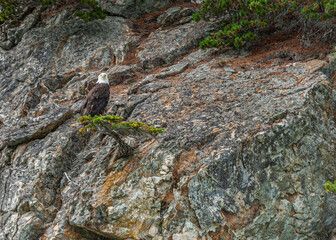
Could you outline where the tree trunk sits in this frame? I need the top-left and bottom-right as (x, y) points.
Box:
(100, 122), (134, 159)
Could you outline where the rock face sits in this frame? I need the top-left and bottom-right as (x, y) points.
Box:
(0, 1), (335, 240)
(99, 0), (170, 18)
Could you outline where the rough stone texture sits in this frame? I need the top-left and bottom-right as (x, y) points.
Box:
(0, 11), (139, 130)
(98, 0), (170, 18)
(137, 20), (216, 69)
(0, 1), (336, 240)
(191, 0), (205, 3)
(157, 7), (194, 26)
(0, 8), (40, 50)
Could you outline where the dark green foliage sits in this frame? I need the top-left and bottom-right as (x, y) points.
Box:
(77, 115), (164, 158)
(325, 180), (336, 193)
(0, 0), (18, 21)
(41, 0), (106, 22)
(74, 0), (106, 22)
(193, 0), (296, 49)
(301, 0), (336, 20)
(194, 0), (336, 49)
(1, 0), (106, 23)
(77, 115), (164, 136)
(1, 0), (106, 22)
(39, 0), (56, 6)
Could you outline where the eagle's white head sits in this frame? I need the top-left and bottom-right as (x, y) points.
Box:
(97, 73), (109, 84)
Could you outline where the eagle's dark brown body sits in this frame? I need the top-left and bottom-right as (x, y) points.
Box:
(81, 83), (110, 116)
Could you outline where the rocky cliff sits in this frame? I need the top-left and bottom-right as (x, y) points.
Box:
(0, 1), (335, 239)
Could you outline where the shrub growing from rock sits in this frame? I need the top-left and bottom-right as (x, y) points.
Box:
(325, 180), (336, 194)
(73, 0), (106, 22)
(1, 0), (106, 22)
(193, 0), (336, 49)
(77, 115), (164, 159)
(0, 0), (18, 21)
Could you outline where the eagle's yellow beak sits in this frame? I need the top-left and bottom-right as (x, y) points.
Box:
(102, 73), (106, 78)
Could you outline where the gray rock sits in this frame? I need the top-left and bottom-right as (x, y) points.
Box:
(137, 21), (214, 69)
(0, 3), (335, 240)
(98, 0), (170, 18)
(0, 9), (40, 50)
(0, 14), (138, 129)
(0, 106), (72, 150)
(157, 7), (194, 26)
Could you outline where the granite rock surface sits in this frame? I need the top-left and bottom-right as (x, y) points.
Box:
(0, 1), (335, 240)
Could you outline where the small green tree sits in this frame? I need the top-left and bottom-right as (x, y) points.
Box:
(41, 0), (106, 22)
(193, 0), (336, 49)
(73, 0), (106, 22)
(193, 0), (298, 49)
(77, 115), (164, 159)
(0, 0), (106, 23)
(0, 0), (19, 22)
(301, 0), (336, 21)
(325, 180), (336, 194)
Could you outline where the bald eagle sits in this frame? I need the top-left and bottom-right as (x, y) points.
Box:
(81, 73), (110, 116)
